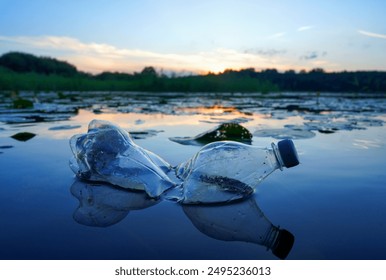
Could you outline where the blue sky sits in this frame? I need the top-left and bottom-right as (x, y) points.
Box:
(1, 0), (386, 74)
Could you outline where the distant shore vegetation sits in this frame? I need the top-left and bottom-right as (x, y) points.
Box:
(0, 51), (385, 93)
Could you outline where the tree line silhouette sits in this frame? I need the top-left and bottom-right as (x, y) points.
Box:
(1, 51), (385, 93)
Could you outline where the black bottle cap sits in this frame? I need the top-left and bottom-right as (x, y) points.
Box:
(272, 229), (295, 260)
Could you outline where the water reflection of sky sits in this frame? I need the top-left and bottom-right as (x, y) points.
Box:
(0, 92), (386, 259)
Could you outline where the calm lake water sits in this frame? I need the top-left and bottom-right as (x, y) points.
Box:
(0, 91), (385, 260)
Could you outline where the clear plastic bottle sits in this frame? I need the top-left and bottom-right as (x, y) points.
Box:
(172, 139), (299, 204)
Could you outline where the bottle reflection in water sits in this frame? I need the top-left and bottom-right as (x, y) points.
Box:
(183, 197), (295, 259)
(71, 180), (159, 227)
(70, 179), (295, 259)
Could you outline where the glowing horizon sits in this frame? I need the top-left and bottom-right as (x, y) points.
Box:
(0, 34), (332, 74)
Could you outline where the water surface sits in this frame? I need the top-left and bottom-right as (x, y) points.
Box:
(0, 91), (385, 259)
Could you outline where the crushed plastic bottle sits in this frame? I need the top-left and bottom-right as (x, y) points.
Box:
(69, 120), (176, 198)
(171, 139), (299, 204)
(69, 120), (299, 204)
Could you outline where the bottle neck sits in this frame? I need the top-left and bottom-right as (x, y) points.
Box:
(271, 143), (284, 170)
(261, 225), (280, 250)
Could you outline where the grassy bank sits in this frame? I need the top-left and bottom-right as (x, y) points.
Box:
(0, 66), (279, 93)
(1, 52), (386, 93)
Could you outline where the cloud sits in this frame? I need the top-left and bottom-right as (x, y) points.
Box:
(358, 30), (386, 40)
(300, 51), (327, 60)
(0, 35), (161, 59)
(0, 35), (296, 73)
(301, 51), (318, 60)
(243, 48), (286, 57)
(268, 32), (285, 39)
(297, 26), (314, 32)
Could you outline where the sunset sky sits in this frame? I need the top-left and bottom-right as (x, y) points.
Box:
(1, 0), (386, 74)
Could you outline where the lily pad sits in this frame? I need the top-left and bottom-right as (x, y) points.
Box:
(254, 127), (316, 140)
(11, 132), (36, 142)
(13, 99), (33, 109)
(200, 117), (253, 124)
(169, 123), (253, 146)
(0, 145), (14, 149)
(128, 129), (164, 139)
(49, 125), (81, 131)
